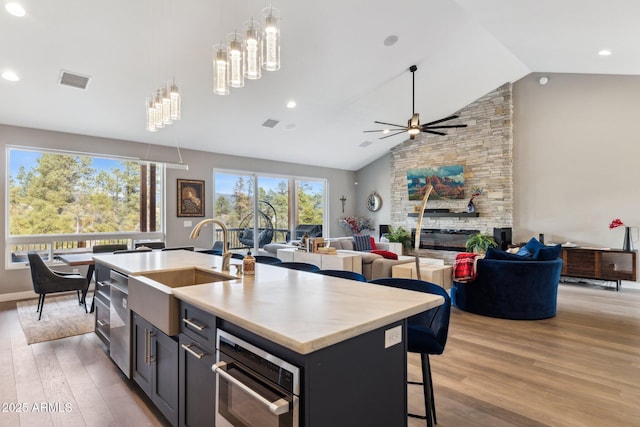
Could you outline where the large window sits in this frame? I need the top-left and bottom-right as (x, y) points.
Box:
(214, 171), (326, 250)
(7, 147), (163, 266)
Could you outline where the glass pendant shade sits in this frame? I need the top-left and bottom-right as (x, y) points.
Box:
(154, 91), (164, 128)
(146, 99), (157, 132)
(169, 81), (181, 120)
(213, 45), (230, 95)
(227, 33), (245, 88)
(261, 7), (280, 71)
(243, 20), (261, 80)
(161, 87), (172, 124)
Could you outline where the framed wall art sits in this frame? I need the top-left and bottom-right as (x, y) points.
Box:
(177, 179), (205, 217)
(407, 165), (465, 200)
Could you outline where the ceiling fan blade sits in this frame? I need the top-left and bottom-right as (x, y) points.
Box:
(422, 124), (468, 130)
(374, 120), (406, 128)
(379, 130), (407, 140)
(422, 115), (460, 127)
(363, 128), (406, 133)
(424, 130), (447, 136)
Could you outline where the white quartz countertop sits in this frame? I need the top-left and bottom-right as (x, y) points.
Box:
(93, 250), (444, 354)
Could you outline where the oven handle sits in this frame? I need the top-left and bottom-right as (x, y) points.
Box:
(212, 361), (291, 416)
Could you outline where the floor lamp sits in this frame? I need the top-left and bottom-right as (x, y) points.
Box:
(413, 185), (433, 280)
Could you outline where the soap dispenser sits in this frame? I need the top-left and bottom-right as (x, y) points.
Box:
(243, 251), (255, 275)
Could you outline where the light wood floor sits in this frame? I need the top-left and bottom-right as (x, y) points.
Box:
(1, 283), (638, 427)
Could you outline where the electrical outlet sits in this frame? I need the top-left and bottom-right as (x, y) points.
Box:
(184, 220), (192, 227)
(384, 325), (402, 348)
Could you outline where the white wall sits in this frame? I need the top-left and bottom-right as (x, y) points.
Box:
(354, 153), (392, 238)
(1, 125), (355, 296)
(513, 73), (640, 248)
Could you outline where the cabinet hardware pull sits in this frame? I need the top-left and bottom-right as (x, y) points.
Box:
(181, 343), (206, 359)
(144, 328), (151, 366)
(183, 318), (206, 331)
(97, 319), (107, 327)
(212, 361), (291, 416)
(148, 331), (156, 364)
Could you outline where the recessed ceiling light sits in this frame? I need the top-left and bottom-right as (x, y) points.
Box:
(382, 129), (390, 134)
(383, 35), (398, 47)
(538, 76), (549, 85)
(286, 100), (296, 109)
(5, 3), (26, 17)
(2, 71), (20, 82)
(598, 49), (612, 56)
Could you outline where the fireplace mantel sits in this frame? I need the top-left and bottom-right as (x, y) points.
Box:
(408, 212), (479, 218)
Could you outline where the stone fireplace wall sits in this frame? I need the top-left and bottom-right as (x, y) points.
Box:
(390, 83), (513, 263)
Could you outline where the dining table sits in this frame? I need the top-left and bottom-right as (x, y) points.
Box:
(57, 252), (97, 312)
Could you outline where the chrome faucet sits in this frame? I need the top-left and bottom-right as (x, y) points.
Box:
(190, 218), (231, 271)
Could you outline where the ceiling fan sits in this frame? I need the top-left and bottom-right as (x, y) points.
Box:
(364, 65), (467, 140)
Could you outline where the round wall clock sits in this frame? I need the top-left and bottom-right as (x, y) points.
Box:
(367, 192), (382, 212)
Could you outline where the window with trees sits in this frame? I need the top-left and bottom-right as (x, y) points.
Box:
(214, 171), (326, 250)
(7, 147), (163, 265)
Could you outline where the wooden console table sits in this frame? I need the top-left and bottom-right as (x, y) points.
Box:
(560, 247), (637, 291)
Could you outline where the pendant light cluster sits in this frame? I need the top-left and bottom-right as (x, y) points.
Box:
(146, 80), (181, 132)
(213, 5), (281, 96)
(145, 0), (181, 133)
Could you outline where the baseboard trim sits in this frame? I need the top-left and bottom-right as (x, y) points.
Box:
(0, 290), (37, 302)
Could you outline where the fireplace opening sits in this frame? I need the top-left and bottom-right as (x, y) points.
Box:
(411, 228), (479, 252)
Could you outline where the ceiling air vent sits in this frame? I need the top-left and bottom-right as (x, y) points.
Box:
(59, 70), (91, 90)
(262, 119), (280, 128)
(359, 141), (373, 148)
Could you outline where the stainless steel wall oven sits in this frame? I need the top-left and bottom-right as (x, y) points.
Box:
(213, 329), (300, 427)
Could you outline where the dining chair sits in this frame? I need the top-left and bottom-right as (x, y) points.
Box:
(134, 241), (166, 249)
(369, 278), (451, 427)
(254, 255), (282, 265)
(277, 262), (320, 272)
(92, 244), (128, 253)
(316, 269), (366, 282)
(113, 248), (152, 254)
(27, 252), (89, 320)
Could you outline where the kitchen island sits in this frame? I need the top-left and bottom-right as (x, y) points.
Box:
(92, 250), (444, 427)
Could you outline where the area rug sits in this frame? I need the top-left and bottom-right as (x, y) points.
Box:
(16, 293), (95, 344)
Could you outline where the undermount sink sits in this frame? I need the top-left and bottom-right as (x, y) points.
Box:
(129, 267), (232, 336)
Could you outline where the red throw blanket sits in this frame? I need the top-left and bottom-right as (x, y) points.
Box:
(453, 252), (481, 283)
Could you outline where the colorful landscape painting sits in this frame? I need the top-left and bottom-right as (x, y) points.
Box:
(407, 165), (465, 200)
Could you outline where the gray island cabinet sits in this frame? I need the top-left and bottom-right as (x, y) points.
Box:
(92, 250), (443, 427)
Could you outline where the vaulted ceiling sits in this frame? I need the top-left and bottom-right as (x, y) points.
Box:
(1, 0), (638, 170)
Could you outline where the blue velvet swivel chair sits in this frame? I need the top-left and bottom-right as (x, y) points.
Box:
(370, 278), (451, 427)
(277, 262), (320, 272)
(316, 269), (366, 282)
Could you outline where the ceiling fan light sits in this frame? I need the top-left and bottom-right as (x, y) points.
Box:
(407, 128), (420, 136)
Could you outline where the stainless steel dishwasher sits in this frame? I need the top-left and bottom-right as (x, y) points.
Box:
(109, 270), (131, 378)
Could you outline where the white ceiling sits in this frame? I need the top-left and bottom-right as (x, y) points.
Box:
(1, 0), (639, 171)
